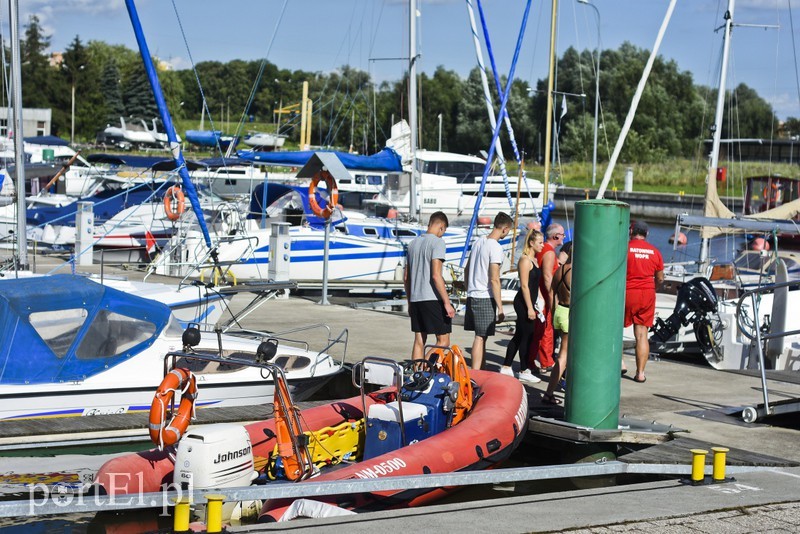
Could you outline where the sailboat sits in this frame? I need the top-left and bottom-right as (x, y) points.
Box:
(617, 0), (800, 371)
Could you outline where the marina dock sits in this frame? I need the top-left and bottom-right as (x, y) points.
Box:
(2, 258), (800, 532)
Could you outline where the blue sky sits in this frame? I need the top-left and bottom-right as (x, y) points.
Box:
(10, 0), (800, 120)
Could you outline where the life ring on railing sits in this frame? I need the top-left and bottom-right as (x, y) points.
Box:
(164, 186), (186, 221)
(148, 368), (197, 449)
(762, 183), (781, 206)
(308, 170), (338, 219)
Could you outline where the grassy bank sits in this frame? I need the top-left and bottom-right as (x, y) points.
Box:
(506, 160), (799, 196)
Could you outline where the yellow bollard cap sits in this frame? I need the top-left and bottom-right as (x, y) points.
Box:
(204, 493), (226, 502)
(711, 447), (730, 453)
(690, 448), (709, 455)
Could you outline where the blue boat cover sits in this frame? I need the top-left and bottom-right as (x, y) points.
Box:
(237, 147), (403, 172)
(86, 154), (171, 168)
(186, 130), (237, 150)
(0, 274), (171, 384)
(24, 135), (70, 147)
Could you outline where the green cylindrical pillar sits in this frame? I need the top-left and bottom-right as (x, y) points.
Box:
(565, 199), (629, 429)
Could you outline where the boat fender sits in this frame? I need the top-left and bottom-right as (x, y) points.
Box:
(164, 186), (186, 221)
(308, 170), (339, 220)
(148, 368), (197, 449)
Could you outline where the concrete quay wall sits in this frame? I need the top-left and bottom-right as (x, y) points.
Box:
(553, 187), (744, 224)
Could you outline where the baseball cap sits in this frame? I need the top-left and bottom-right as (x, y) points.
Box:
(630, 220), (649, 235)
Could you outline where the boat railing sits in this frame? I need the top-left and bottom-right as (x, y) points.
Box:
(734, 279), (800, 420)
(223, 322), (349, 374)
(145, 227), (261, 285)
(351, 356), (407, 446)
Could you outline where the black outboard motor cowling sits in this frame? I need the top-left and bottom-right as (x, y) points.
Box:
(650, 277), (719, 352)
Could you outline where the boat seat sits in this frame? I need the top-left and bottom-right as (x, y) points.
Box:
(364, 401), (431, 459)
(367, 401), (428, 423)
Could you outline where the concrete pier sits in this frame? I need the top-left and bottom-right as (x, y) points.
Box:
(3, 256), (800, 532)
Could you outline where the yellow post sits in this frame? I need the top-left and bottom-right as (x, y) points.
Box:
(305, 98), (313, 150)
(712, 446), (729, 482)
(300, 81), (309, 149)
(204, 494), (226, 533)
(690, 448), (708, 483)
(172, 496), (191, 533)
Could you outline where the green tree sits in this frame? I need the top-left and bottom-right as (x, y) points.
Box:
(100, 58), (125, 127)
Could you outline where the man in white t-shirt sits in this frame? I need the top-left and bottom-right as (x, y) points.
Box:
(464, 212), (513, 370)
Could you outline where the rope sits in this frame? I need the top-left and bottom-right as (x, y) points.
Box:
(460, 0), (533, 267)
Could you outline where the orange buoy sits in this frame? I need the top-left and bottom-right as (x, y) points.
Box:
(750, 237), (771, 251)
(387, 208), (398, 219)
(477, 216), (492, 226)
(669, 232), (687, 245)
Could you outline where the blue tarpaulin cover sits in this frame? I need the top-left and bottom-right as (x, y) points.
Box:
(237, 147), (403, 172)
(23, 135), (70, 146)
(0, 274), (171, 384)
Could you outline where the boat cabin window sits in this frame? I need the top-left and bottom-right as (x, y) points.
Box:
(391, 229), (417, 237)
(29, 308), (89, 358)
(75, 309), (157, 359)
(363, 227), (379, 237)
(420, 160), (485, 183)
(273, 354), (311, 371)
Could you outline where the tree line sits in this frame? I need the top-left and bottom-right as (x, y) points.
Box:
(7, 16), (799, 164)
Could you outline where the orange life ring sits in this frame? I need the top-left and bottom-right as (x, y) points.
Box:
(164, 186), (186, 221)
(762, 183), (781, 205)
(308, 171), (338, 219)
(148, 368), (197, 449)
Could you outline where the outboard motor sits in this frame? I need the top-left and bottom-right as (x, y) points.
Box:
(650, 277), (719, 353)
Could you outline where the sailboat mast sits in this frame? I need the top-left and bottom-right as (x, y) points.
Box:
(9, 0), (27, 269)
(541, 0), (557, 207)
(700, 0), (735, 266)
(409, 0), (419, 221)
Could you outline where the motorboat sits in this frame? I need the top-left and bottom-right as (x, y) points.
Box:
(243, 132), (287, 150)
(102, 117), (180, 149)
(0, 274), (344, 420)
(93, 346), (527, 523)
(364, 121), (552, 220)
(185, 130), (237, 151)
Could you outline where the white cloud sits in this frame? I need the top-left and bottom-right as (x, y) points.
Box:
(770, 92), (800, 120)
(20, 1), (123, 48)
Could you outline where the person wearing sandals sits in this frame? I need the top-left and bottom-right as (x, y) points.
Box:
(543, 241), (573, 405)
(500, 228), (544, 384)
(624, 220), (664, 383)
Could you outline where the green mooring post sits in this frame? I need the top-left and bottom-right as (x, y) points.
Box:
(565, 199), (629, 429)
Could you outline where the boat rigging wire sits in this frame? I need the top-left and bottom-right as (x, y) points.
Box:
(460, 0), (533, 267)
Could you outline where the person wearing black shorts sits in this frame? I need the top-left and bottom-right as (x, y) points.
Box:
(404, 212), (455, 361)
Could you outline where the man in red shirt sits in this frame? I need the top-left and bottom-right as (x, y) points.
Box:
(625, 220), (664, 383)
(531, 223), (564, 372)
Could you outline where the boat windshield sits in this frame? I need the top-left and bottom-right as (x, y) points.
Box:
(75, 309), (157, 359)
(733, 251), (770, 273)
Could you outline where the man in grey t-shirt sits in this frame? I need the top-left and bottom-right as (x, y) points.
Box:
(404, 211), (455, 361)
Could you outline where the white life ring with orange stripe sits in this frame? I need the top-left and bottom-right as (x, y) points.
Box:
(148, 368), (197, 449)
(308, 171), (338, 219)
(164, 186), (186, 221)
